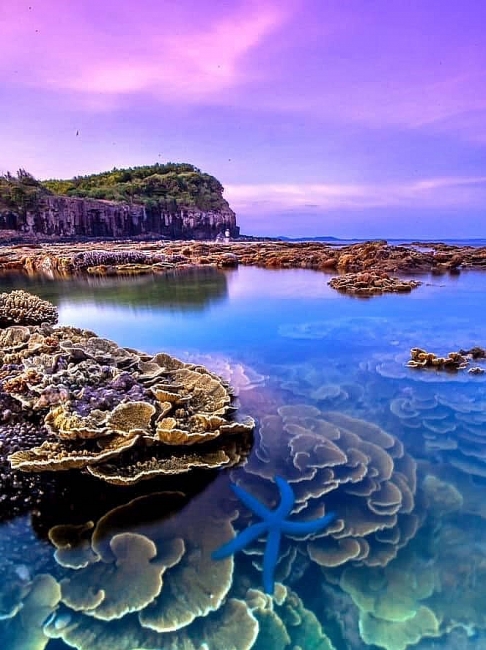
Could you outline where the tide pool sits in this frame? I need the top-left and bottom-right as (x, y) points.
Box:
(0, 265), (485, 650)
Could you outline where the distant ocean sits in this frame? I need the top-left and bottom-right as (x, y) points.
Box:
(280, 237), (486, 247)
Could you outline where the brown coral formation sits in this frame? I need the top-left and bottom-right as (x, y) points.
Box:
(40, 486), (338, 650)
(0, 239), (485, 282)
(407, 346), (486, 373)
(0, 296), (254, 485)
(0, 290), (58, 327)
(44, 597), (259, 650)
(328, 272), (421, 296)
(408, 347), (467, 370)
(231, 407), (419, 583)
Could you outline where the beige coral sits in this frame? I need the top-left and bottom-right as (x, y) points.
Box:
(0, 290), (58, 327)
(5, 319), (254, 484)
(236, 407), (419, 578)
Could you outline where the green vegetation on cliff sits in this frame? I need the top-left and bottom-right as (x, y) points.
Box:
(1, 163), (230, 214)
(0, 169), (51, 212)
(43, 162), (228, 212)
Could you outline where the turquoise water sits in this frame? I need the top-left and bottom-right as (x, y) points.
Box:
(1, 266), (486, 649)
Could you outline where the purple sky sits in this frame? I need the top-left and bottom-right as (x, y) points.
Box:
(1, 0), (485, 238)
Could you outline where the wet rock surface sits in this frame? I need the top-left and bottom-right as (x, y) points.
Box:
(0, 240), (484, 295)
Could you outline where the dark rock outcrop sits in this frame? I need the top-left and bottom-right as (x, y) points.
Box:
(0, 195), (239, 240)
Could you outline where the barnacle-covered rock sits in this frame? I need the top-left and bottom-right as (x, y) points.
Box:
(72, 250), (150, 271)
(0, 290), (58, 327)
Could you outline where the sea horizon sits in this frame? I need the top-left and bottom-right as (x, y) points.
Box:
(272, 236), (486, 247)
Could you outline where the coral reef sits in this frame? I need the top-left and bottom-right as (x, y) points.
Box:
(245, 583), (336, 649)
(0, 290), (58, 327)
(318, 467), (486, 649)
(227, 407), (419, 587)
(388, 384), (486, 478)
(0, 484), (339, 650)
(212, 476), (336, 594)
(328, 272), (421, 296)
(0, 295), (254, 486)
(332, 548), (440, 650)
(1, 239), (486, 281)
(407, 346), (486, 373)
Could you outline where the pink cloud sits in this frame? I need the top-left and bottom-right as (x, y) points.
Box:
(0, 0), (290, 102)
(225, 176), (486, 213)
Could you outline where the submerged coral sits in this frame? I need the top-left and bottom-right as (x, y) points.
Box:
(0, 307), (254, 485)
(388, 384), (486, 478)
(226, 407), (420, 590)
(212, 476), (336, 594)
(21, 488), (337, 650)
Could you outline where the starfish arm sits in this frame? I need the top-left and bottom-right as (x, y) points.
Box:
(211, 521), (268, 560)
(281, 512), (337, 536)
(231, 483), (272, 520)
(263, 528), (282, 595)
(274, 476), (295, 519)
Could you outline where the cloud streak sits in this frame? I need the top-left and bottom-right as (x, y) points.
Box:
(1, 1), (485, 238)
(226, 176), (486, 212)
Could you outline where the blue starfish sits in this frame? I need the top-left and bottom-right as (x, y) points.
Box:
(212, 476), (337, 595)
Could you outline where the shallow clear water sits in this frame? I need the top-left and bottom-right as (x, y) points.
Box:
(1, 266), (486, 649)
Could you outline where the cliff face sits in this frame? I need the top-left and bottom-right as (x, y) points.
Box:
(0, 195), (239, 240)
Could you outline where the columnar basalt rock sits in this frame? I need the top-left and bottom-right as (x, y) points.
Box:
(0, 195), (239, 240)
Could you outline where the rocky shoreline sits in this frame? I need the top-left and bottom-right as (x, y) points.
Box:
(0, 239), (484, 294)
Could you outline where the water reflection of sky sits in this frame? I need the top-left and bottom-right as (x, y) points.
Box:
(55, 267), (486, 361)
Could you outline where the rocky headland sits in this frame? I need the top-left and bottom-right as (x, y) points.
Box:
(0, 165), (239, 241)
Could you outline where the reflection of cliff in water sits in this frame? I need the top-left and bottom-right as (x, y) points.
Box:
(0, 267), (229, 312)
